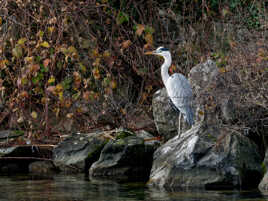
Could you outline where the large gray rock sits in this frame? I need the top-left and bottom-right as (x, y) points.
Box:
(188, 59), (236, 124)
(53, 132), (108, 173)
(148, 123), (262, 190)
(89, 134), (159, 181)
(259, 149), (268, 191)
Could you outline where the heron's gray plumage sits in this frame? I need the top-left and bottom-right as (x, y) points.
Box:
(167, 73), (194, 125)
(147, 46), (195, 126)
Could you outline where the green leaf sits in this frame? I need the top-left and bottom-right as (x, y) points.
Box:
(79, 62), (87, 73)
(145, 26), (155, 34)
(35, 56), (41, 63)
(62, 77), (73, 90)
(49, 48), (55, 55)
(116, 12), (129, 25)
(37, 31), (44, 38)
(72, 91), (81, 100)
(40, 64), (49, 73)
(57, 61), (63, 69)
(32, 73), (44, 84)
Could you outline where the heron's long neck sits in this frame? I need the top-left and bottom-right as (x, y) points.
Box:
(161, 55), (171, 86)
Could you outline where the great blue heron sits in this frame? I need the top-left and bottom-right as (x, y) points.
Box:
(145, 47), (194, 134)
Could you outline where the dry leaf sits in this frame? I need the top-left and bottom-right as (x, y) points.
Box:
(219, 67), (226, 73)
(144, 33), (153, 45)
(46, 86), (56, 94)
(17, 116), (24, 123)
(121, 40), (132, 49)
(20, 91), (29, 98)
(43, 58), (51, 67)
(31, 111), (38, 119)
(110, 80), (117, 89)
(66, 113), (73, 118)
(136, 24), (145, 36)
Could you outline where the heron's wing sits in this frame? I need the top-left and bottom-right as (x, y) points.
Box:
(166, 73), (194, 125)
(166, 73), (193, 108)
(166, 73), (195, 125)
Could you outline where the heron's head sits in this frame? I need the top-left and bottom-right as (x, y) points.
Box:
(145, 47), (171, 59)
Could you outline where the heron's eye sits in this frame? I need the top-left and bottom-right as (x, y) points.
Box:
(159, 48), (169, 51)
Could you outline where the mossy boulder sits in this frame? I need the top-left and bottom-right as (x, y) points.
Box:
(89, 135), (159, 181)
(53, 131), (108, 173)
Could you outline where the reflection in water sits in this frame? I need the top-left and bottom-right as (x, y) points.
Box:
(0, 174), (267, 201)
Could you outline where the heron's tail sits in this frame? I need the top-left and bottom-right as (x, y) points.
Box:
(184, 107), (195, 126)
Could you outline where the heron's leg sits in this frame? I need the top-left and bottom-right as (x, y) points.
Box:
(178, 112), (181, 136)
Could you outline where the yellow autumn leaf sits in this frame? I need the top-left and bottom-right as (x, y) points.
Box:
(31, 111), (38, 119)
(0, 17), (2, 25)
(40, 41), (50, 48)
(0, 59), (9, 69)
(102, 50), (111, 58)
(198, 110), (204, 116)
(55, 84), (63, 92)
(92, 67), (101, 80)
(58, 91), (64, 101)
(55, 107), (60, 117)
(17, 38), (27, 45)
(24, 56), (34, 63)
(120, 108), (126, 115)
(110, 80), (117, 89)
(136, 24), (145, 36)
(219, 67), (226, 73)
(144, 33), (153, 45)
(91, 48), (99, 58)
(48, 26), (55, 34)
(48, 76), (55, 84)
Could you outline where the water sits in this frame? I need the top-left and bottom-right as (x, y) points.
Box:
(0, 174), (267, 201)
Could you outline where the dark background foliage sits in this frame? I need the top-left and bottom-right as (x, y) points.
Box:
(0, 0), (267, 143)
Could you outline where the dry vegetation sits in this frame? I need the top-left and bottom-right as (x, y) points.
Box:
(0, 0), (267, 143)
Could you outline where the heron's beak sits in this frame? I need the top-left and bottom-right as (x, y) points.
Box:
(144, 51), (154, 55)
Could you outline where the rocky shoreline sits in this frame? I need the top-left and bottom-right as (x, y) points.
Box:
(0, 60), (267, 191)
